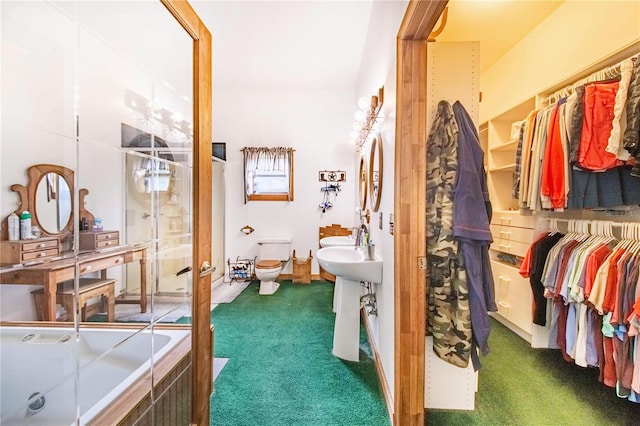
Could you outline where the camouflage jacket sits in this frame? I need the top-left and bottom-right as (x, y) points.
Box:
(426, 100), (472, 368)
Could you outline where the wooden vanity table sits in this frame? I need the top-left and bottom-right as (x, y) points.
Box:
(0, 245), (147, 321)
(1, 164), (148, 321)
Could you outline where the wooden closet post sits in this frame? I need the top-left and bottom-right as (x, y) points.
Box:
(395, 2), (448, 425)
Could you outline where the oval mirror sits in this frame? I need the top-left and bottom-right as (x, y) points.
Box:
(358, 153), (368, 210)
(369, 134), (383, 212)
(35, 172), (72, 234)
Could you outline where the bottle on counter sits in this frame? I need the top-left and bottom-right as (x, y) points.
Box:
(20, 211), (32, 239)
(8, 212), (19, 240)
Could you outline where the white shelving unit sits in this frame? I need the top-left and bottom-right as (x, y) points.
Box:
(483, 43), (640, 343)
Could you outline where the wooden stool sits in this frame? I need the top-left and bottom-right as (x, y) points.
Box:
(32, 278), (115, 322)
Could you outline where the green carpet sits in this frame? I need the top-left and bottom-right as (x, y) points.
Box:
(209, 280), (390, 426)
(427, 317), (640, 425)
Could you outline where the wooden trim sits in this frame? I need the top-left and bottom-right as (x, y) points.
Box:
(368, 134), (383, 212)
(289, 151), (295, 201)
(0, 321), (191, 330)
(271, 273), (321, 281)
(395, 2), (448, 425)
(318, 224), (352, 282)
(88, 332), (192, 425)
(161, 1), (213, 425)
(398, 0), (448, 41)
(358, 154), (368, 210)
(427, 6), (448, 41)
(245, 152), (295, 202)
(247, 193), (292, 201)
(361, 309), (393, 424)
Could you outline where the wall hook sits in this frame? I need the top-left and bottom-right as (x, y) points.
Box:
(319, 170), (346, 182)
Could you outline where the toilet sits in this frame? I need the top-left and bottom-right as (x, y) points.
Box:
(255, 238), (291, 295)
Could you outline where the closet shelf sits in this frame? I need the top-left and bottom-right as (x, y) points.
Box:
(488, 163), (516, 172)
(490, 139), (519, 152)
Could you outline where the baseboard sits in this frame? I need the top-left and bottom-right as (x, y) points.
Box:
(361, 308), (394, 423)
(277, 273), (322, 281)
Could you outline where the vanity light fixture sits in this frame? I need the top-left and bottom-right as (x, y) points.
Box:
(350, 87), (384, 150)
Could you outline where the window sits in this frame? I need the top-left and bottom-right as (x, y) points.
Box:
(242, 147), (294, 202)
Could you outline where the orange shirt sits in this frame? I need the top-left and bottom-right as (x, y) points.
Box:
(540, 102), (566, 209)
(601, 248), (626, 313)
(577, 81), (622, 171)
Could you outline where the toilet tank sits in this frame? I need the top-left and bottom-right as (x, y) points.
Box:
(258, 238), (292, 260)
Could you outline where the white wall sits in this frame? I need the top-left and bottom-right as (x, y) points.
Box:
(354, 0), (409, 400)
(480, 0), (640, 122)
(213, 87), (357, 275)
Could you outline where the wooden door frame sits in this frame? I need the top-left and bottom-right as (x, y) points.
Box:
(394, 1), (448, 425)
(161, 1), (213, 425)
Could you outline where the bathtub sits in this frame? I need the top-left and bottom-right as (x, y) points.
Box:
(0, 325), (190, 425)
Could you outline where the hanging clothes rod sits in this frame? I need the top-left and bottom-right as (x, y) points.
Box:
(543, 52), (639, 105)
(538, 217), (640, 240)
(540, 217), (625, 227)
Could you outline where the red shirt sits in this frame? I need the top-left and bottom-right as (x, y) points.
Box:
(577, 81), (622, 171)
(541, 102), (566, 208)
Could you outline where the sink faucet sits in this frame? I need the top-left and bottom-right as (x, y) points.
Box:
(355, 223), (369, 249)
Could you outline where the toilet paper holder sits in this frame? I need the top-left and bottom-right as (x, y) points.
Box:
(240, 225), (255, 235)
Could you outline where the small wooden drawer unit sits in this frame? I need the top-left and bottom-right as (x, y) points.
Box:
(490, 211), (535, 258)
(79, 230), (120, 251)
(0, 237), (60, 265)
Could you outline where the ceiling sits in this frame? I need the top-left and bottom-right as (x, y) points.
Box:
(191, 0), (565, 90)
(191, 0), (375, 89)
(437, 0), (564, 73)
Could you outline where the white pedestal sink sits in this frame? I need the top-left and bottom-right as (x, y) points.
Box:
(319, 235), (356, 313)
(316, 246), (382, 361)
(319, 235), (355, 248)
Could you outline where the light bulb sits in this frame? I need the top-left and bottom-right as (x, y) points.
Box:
(352, 121), (362, 131)
(350, 130), (359, 140)
(354, 110), (366, 122)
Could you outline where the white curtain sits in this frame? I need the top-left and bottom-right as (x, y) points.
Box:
(242, 147), (294, 203)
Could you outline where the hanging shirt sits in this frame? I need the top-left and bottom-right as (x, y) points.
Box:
(622, 54), (640, 177)
(606, 58), (634, 161)
(577, 81), (622, 171)
(529, 232), (564, 325)
(541, 99), (567, 209)
(512, 121), (526, 200)
(519, 110), (540, 209)
(527, 106), (553, 210)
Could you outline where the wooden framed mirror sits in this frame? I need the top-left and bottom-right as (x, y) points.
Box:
(368, 133), (383, 212)
(358, 153), (368, 210)
(1, 164), (94, 244)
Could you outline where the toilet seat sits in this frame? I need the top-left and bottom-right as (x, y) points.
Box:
(256, 260), (282, 269)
